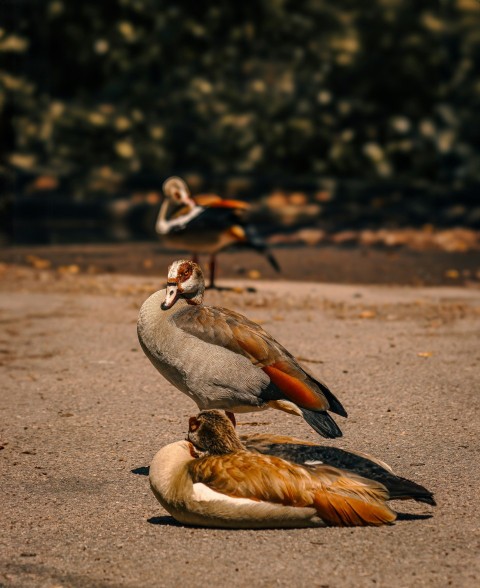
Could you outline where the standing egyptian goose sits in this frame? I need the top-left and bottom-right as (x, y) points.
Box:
(149, 415), (432, 528)
(187, 410), (436, 506)
(137, 260), (347, 438)
(155, 176), (280, 288)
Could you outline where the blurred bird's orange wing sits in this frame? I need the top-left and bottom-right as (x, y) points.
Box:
(194, 194), (250, 210)
(193, 194), (223, 207)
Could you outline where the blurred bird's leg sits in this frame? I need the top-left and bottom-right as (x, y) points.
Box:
(205, 253), (257, 293)
(207, 254), (217, 289)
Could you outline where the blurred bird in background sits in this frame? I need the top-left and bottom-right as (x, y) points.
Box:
(155, 176), (280, 289)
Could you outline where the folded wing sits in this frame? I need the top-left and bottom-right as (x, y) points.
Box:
(172, 305), (346, 418)
(188, 452), (396, 526)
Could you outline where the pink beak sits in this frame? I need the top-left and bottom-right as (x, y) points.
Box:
(161, 284), (180, 310)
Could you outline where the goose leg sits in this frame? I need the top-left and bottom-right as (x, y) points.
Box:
(205, 253), (256, 293)
(207, 254), (216, 289)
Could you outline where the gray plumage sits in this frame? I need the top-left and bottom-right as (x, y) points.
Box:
(137, 259), (346, 437)
(137, 289), (271, 412)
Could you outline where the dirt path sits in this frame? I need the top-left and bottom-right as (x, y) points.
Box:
(2, 242), (480, 286)
(1, 266), (479, 587)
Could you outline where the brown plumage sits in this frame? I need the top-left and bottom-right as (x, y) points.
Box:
(149, 413), (401, 528)
(187, 410), (436, 507)
(188, 451), (395, 527)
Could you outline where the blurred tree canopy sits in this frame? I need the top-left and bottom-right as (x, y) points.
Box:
(2, 0), (480, 200)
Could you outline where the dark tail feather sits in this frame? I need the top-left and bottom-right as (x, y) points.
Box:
(301, 408), (343, 439)
(384, 475), (436, 506)
(313, 379), (348, 418)
(243, 225), (281, 272)
(246, 241), (281, 273)
(248, 441), (436, 506)
(264, 250), (281, 273)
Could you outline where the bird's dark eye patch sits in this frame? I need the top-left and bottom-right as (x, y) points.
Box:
(189, 417), (199, 432)
(177, 262), (193, 282)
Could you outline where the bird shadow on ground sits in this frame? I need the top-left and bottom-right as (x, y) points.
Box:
(147, 516), (187, 527)
(131, 466), (149, 476)
(147, 516), (253, 531)
(148, 514), (432, 528)
(396, 512), (433, 522)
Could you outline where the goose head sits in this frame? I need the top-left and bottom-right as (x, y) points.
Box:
(187, 410), (244, 455)
(162, 176), (196, 210)
(156, 177), (197, 235)
(161, 260), (205, 310)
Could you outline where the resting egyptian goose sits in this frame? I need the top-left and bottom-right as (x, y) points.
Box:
(137, 260), (347, 438)
(148, 413), (434, 529)
(155, 176), (280, 288)
(187, 410), (436, 506)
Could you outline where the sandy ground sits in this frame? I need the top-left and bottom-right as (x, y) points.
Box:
(1, 263), (480, 588)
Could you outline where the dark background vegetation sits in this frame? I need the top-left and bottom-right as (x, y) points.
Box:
(1, 0), (480, 243)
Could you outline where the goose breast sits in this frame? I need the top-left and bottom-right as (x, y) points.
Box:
(137, 290), (271, 410)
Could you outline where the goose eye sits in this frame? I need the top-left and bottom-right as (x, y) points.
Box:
(189, 417), (199, 432)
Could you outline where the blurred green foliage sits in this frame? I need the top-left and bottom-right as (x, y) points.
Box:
(2, 0), (480, 198)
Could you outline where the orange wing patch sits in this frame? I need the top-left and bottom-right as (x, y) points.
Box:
(194, 194), (250, 210)
(314, 491), (396, 527)
(193, 194), (223, 207)
(227, 225), (247, 242)
(263, 363), (328, 411)
(211, 199), (250, 210)
(311, 471), (396, 527)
